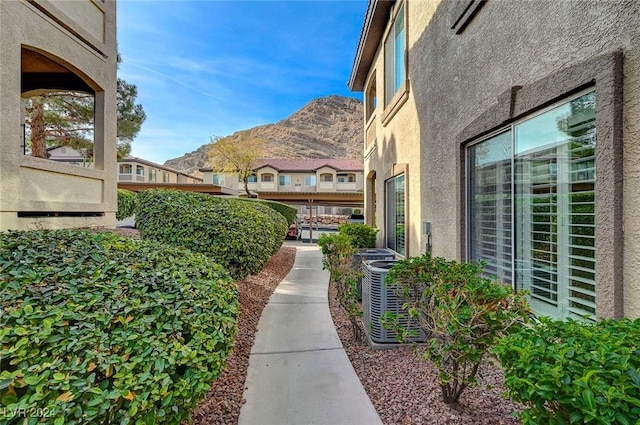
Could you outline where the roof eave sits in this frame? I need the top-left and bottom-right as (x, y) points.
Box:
(348, 0), (395, 92)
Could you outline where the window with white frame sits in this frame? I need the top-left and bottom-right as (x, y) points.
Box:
(337, 173), (356, 183)
(261, 173), (274, 183)
(320, 173), (333, 182)
(384, 2), (405, 106)
(119, 164), (131, 174)
(386, 174), (405, 255)
(304, 175), (317, 186)
(136, 165), (144, 176)
(467, 91), (596, 320)
(162, 172), (170, 183)
(247, 174), (257, 183)
(212, 173), (225, 186)
(279, 175), (291, 186)
(148, 168), (156, 182)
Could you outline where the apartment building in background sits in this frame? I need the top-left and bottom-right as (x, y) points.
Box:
(47, 147), (204, 185)
(117, 156), (203, 184)
(349, 0), (639, 319)
(201, 158), (364, 214)
(0, 0), (117, 231)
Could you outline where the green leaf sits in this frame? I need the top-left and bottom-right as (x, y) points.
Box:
(570, 411), (583, 423)
(614, 413), (630, 425)
(14, 327), (29, 336)
(129, 404), (138, 417)
(582, 389), (596, 411)
(23, 375), (41, 386)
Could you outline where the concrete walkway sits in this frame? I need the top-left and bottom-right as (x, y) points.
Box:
(238, 244), (383, 425)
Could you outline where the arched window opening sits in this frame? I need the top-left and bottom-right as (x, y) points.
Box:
(21, 47), (96, 166)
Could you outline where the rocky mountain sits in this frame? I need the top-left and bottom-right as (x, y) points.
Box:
(163, 95), (364, 176)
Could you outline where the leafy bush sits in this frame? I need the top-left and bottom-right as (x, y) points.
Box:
(381, 253), (530, 404)
(0, 229), (238, 424)
(235, 198), (297, 225)
(338, 223), (378, 248)
(135, 189), (286, 279)
(494, 317), (640, 424)
(318, 233), (363, 340)
(234, 199), (289, 254)
(116, 189), (136, 220)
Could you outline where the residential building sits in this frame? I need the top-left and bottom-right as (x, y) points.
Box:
(46, 148), (204, 185)
(349, 0), (639, 319)
(46, 145), (93, 167)
(201, 158), (364, 211)
(118, 156), (203, 184)
(0, 0), (117, 230)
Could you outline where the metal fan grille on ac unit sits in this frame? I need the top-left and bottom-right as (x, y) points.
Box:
(362, 260), (427, 344)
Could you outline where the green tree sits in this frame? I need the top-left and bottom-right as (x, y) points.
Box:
(115, 77), (146, 158)
(208, 134), (265, 196)
(25, 56), (145, 161)
(25, 92), (94, 159)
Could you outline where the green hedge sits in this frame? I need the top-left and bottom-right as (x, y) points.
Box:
(116, 189), (137, 220)
(0, 229), (238, 425)
(236, 198), (297, 225)
(338, 223), (378, 248)
(494, 317), (640, 424)
(135, 189), (287, 279)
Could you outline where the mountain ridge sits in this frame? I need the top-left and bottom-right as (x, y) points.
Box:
(163, 95), (364, 176)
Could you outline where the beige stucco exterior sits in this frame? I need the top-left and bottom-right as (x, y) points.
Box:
(0, 0), (118, 230)
(350, 0), (640, 318)
(201, 159), (364, 194)
(118, 156), (202, 184)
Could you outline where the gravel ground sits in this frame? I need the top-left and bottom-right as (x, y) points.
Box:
(108, 231), (523, 425)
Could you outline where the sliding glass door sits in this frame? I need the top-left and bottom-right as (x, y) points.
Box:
(468, 131), (513, 285)
(468, 91), (596, 320)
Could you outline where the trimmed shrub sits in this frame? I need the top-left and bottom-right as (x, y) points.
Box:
(116, 189), (136, 220)
(494, 317), (640, 424)
(0, 229), (238, 425)
(135, 189), (286, 279)
(338, 223), (378, 248)
(232, 199), (287, 257)
(318, 233), (363, 340)
(381, 253), (530, 404)
(237, 199), (297, 225)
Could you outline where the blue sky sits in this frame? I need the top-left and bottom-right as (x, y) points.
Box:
(117, 0), (368, 165)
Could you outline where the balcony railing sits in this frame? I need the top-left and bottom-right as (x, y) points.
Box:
(336, 182), (357, 191)
(260, 182), (276, 191)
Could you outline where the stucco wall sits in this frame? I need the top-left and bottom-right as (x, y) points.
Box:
(42, 0), (106, 44)
(408, 0), (639, 316)
(364, 1), (439, 256)
(360, 0), (639, 316)
(0, 0), (117, 231)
